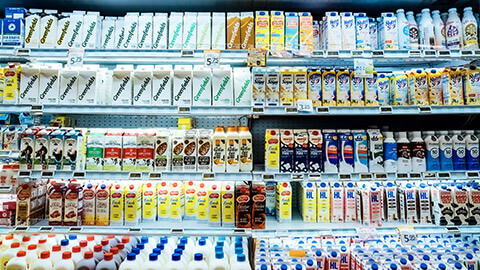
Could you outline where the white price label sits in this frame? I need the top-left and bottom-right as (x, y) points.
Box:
(356, 227), (378, 240)
(68, 49), (84, 67)
(297, 99), (313, 112)
(398, 227), (417, 245)
(354, 58), (374, 78)
(204, 50), (220, 68)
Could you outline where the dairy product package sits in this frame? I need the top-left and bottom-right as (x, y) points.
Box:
(252, 67), (266, 107)
(233, 67), (252, 106)
(362, 184), (383, 226)
(236, 182), (251, 227)
(39, 10), (58, 48)
(251, 182), (266, 229)
(378, 13), (398, 50)
(308, 129), (323, 173)
(171, 130), (185, 171)
(280, 129), (294, 173)
(390, 72), (409, 106)
(418, 183), (432, 223)
(81, 11), (101, 49)
(307, 68), (322, 106)
(57, 12), (72, 47)
(265, 182), (276, 216)
(323, 129), (338, 173)
(432, 185), (454, 225)
(240, 12), (255, 49)
(280, 68), (294, 106)
(32, 128), (50, 170)
(227, 12), (241, 50)
(452, 184), (470, 225)
(355, 13), (370, 50)
(399, 183), (417, 223)
(132, 65), (153, 105)
(312, 21), (320, 50)
(173, 65), (192, 106)
(121, 130), (137, 171)
(300, 182), (317, 222)
(212, 65), (233, 106)
(103, 129), (123, 171)
(255, 11), (270, 49)
(197, 129), (212, 172)
(168, 12), (183, 49)
(285, 12), (299, 50)
(409, 69), (429, 105)
(442, 67), (464, 105)
(345, 182), (357, 222)
(336, 69), (351, 106)
(152, 13), (168, 49)
(196, 12), (211, 49)
(338, 130), (354, 173)
(152, 65), (172, 105)
(468, 185), (480, 225)
(19, 65), (40, 104)
(384, 182), (398, 221)
(293, 67), (308, 104)
(463, 66), (480, 105)
(212, 12), (226, 49)
(86, 129), (105, 171)
(352, 130), (369, 172)
(184, 181), (197, 220)
(2, 64), (19, 104)
(111, 65), (133, 105)
(58, 67), (78, 105)
(330, 183), (344, 222)
(221, 182), (235, 226)
(317, 182), (330, 222)
(182, 12), (197, 49)
(61, 11), (84, 48)
(77, 65), (98, 105)
(276, 182), (292, 222)
(350, 73), (365, 106)
(39, 64), (61, 104)
(294, 129), (309, 172)
(340, 12), (355, 50)
(266, 67), (280, 106)
(270, 11), (285, 50)
(365, 73), (379, 106)
(154, 129), (171, 172)
(322, 69), (336, 106)
(265, 129), (280, 172)
(63, 129), (84, 171)
(183, 129), (197, 172)
(369, 18), (378, 50)
(123, 12), (139, 49)
(47, 129), (64, 170)
(325, 12), (341, 50)
(101, 17), (116, 49)
(192, 65), (212, 106)
(377, 73), (390, 106)
(367, 129), (384, 172)
(114, 18), (125, 49)
(24, 9), (42, 48)
(137, 13), (153, 49)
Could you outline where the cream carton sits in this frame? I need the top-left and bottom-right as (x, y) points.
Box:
(340, 12), (355, 50)
(299, 12), (313, 50)
(182, 12), (197, 49)
(317, 182), (331, 222)
(418, 183), (432, 224)
(85, 129), (105, 171)
(294, 129), (309, 172)
(124, 184), (141, 226)
(266, 67), (280, 106)
(378, 13), (398, 50)
(212, 65), (233, 106)
(197, 129), (213, 172)
(122, 130), (137, 171)
(173, 65), (192, 106)
(168, 12), (183, 49)
(184, 181), (197, 220)
(137, 13), (153, 49)
(39, 65), (60, 104)
(24, 9), (42, 48)
(252, 67), (266, 107)
(233, 67), (252, 106)
(344, 182), (357, 222)
(77, 65), (98, 105)
(350, 73), (365, 106)
(132, 65), (153, 105)
(265, 129), (280, 172)
(212, 12), (226, 49)
(157, 182), (170, 221)
(212, 127), (226, 172)
(109, 184), (124, 225)
(197, 12), (211, 49)
(136, 130), (155, 171)
(241, 12), (255, 49)
(103, 129), (123, 171)
(208, 183), (221, 226)
(300, 182), (317, 222)
(367, 129), (384, 172)
(152, 13), (168, 49)
(114, 18), (125, 49)
(255, 11), (270, 49)
(221, 182), (235, 226)
(101, 17), (116, 49)
(464, 66), (480, 105)
(81, 11), (101, 49)
(276, 182), (292, 222)
(183, 129), (198, 172)
(192, 65), (212, 106)
(154, 129), (171, 171)
(171, 130), (185, 171)
(169, 182), (184, 222)
(322, 69), (336, 106)
(285, 12), (299, 50)
(39, 10), (58, 48)
(330, 183), (344, 222)
(280, 68), (294, 106)
(270, 11), (285, 50)
(56, 13), (71, 48)
(324, 12), (341, 50)
(123, 12), (139, 49)
(152, 65), (173, 106)
(354, 13), (370, 50)
(111, 65), (133, 105)
(293, 67), (308, 104)
(19, 65), (40, 104)
(227, 13), (241, 50)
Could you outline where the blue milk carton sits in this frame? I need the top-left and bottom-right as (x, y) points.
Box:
(352, 130), (369, 173)
(423, 131), (440, 171)
(323, 129), (338, 173)
(452, 131), (467, 170)
(338, 129), (354, 173)
(438, 131), (453, 171)
(280, 129), (295, 173)
(465, 131), (480, 170)
(308, 129), (323, 173)
(285, 12), (299, 50)
(2, 19), (24, 47)
(294, 129), (309, 173)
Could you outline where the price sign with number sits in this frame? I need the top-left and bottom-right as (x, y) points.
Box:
(356, 227), (378, 241)
(68, 49), (85, 67)
(204, 50), (220, 68)
(398, 226), (417, 245)
(297, 99), (313, 112)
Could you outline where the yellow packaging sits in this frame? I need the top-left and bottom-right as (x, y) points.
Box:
(408, 69), (429, 105)
(336, 69), (351, 106)
(208, 182), (221, 226)
(322, 69), (336, 106)
(82, 184), (96, 226)
(299, 12), (313, 51)
(308, 69), (322, 106)
(390, 73), (409, 106)
(364, 72), (379, 106)
(463, 66), (480, 105)
(300, 182), (317, 222)
(157, 181), (170, 221)
(109, 183), (124, 225)
(280, 68), (294, 106)
(276, 182), (292, 222)
(169, 181), (184, 222)
(142, 183), (157, 222)
(255, 11), (270, 50)
(184, 181), (197, 220)
(427, 69), (443, 105)
(124, 184), (141, 226)
(196, 182), (209, 222)
(441, 67), (465, 105)
(3, 64), (21, 104)
(95, 184), (110, 226)
(265, 129), (280, 172)
(293, 67), (308, 104)
(270, 11), (285, 50)
(317, 182), (331, 222)
(221, 182), (235, 227)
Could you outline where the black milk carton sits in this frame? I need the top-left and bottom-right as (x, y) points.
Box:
(280, 129), (294, 173)
(308, 129), (323, 173)
(34, 129), (52, 170)
(294, 129), (309, 173)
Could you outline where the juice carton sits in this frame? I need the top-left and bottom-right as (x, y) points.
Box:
(330, 183), (344, 222)
(354, 13), (370, 50)
(208, 183), (221, 226)
(95, 184), (110, 226)
(39, 64), (61, 104)
(452, 184), (469, 226)
(101, 17), (116, 49)
(212, 12), (226, 49)
(3, 63), (20, 104)
(115, 18), (125, 49)
(308, 129), (323, 173)
(86, 129), (105, 171)
(336, 69), (351, 106)
(171, 130), (185, 172)
(324, 12), (341, 50)
(344, 182), (357, 222)
(64, 183), (82, 226)
(197, 129), (212, 172)
(255, 11), (270, 49)
(82, 183), (96, 226)
(285, 12), (299, 50)
(173, 65), (192, 106)
(197, 12), (211, 49)
(377, 73), (391, 106)
(169, 181), (184, 222)
(367, 129), (384, 172)
(34, 128), (52, 170)
(58, 67), (78, 105)
(293, 67), (308, 104)
(340, 12), (355, 50)
(464, 66), (480, 105)
(322, 69), (336, 106)
(240, 12), (255, 49)
(196, 182), (209, 222)
(313, 21), (320, 50)
(142, 183), (157, 223)
(168, 12), (183, 49)
(233, 67), (252, 106)
(221, 182), (235, 227)
(124, 184), (141, 226)
(252, 67), (266, 107)
(365, 73), (379, 106)
(276, 182), (292, 222)
(24, 9), (42, 48)
(132, 65), (153, 105)
(409, 69), (429, 105)
(212, 65), (233, 106)
(236, 182), (251, 228)
(265, 129), (280, 172)
(467, 185), (480, 225)
(20, 128), (38, 170)
(280, 68), (294, 106)
(442, 67), (465, 105)
(427, 69), (443, 105)
(152, 65), (173, 106)
(122, 130), (137, 171)
(103, 129), (123, 171)
(152, 13), (168, 49)
(308, 68), (322, 106)
(390, 72), (409, 106)
(111, 65), (133, 105)
(294, 129), (309, 173)
(48, 182), (65, 226)
(19, 64), (40, 104)
(378, 13), (398, 50)
(300, 182), (317, 222)
(270, 11), (285, 50)
(323, 129), (338, 173)
(265, 182), (276, 216)
(432, 185), (454, 225)
(183, 129), (197, 172)
(350, 73), (365, 106)
(399, 183), (417, 223)
(48, 129), (65, 170)
(184, 181), (197, 220)
(157, 182), (170, 221)
(338, 130), (354, 173)
(63, 129), (84, 171)
(227, 13), (241, 50)
(417, 183), (431, 224)
(109, 183), (124, 225)
(182, 12), (197, 49)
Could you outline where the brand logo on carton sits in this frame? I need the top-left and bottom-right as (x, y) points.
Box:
(237, 195), (250, 203)
(40, 18), (54, 44)
(113, 76), (131, 101)
(68, 21), (83, 47)
(228, 21), (240, 48)
(343, 19), (354, 29)
(301, 19), (312, 29)
(169, 23), (182, 48)
(241, 21), (253, 49)
(183, 22), (197, 48)
(257, 19), (268, 28)
(153, 22), (166, 48)
(116, 27), (125, 48)
(153, 76), (170, 101)
(79, 76), (96, 100)
(102, 26), (114, 48)
(235, 79), (251, 103)
(134, 77), (151, 101)
(286, 19), (298, 28)
(40, 75), (58, 99)
(123, 22), (138, 48)
(174, 76), (191, 101)
(82, 21), (97, 47)
(213, 22), (225, 47)
(272, 20), (284, 28)
(329, 19), (339, 29)
(267, 78), (279, 85)
(214, 76), (230, 101)
(60, 76), (78, 100)
(397, 78), (407, 89)
(25, 17), (39, 43)
(199, 22), (211, 46)
(358, 21), (368, 31)
(138, 22), (152, 48)
(194, 77), (210, 101)
(20, 75), (38, 99)
(57, 21), (70, 45)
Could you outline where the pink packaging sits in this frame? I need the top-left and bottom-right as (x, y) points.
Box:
(344, 182), (356, 222)
(331, 183), (344, 222)
(362, 185), (382, 226)
(339, 246), (350, 270)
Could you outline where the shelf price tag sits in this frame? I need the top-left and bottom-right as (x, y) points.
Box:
(67, 49), (85, 67)
(398, 226), (417, 245)
(297, 99), (313, 112)
(204, 50), (220, 68)
(247, 48), (267, 67)
(356, 227), (378, 240)
(354, 58), (374, 78)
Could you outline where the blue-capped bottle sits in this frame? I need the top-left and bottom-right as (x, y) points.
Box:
(465, 130), (480, 170)
(423, 131), (440, 171)
(438, 131), (453, 171)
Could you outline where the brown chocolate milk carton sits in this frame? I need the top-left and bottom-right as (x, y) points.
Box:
(235, 181), (251, 228)
(227, 13), (241, 50)
(240, 12), (254, 49)
(251, 181), (266, 229)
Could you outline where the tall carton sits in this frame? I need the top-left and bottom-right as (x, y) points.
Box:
(442, 67), (465, 105)
(384, 182), (398, 221)
(123, 12), (139, 49)
(24, 9), (42, 48)
(83, 183), (96, 225)
(352, 130), (369, 172)
(285, 13), (299, 50)
(266, 67), (280, 106)
(184, 181), (197, 220)
(39, 10), (58, 48)
(235, 182), (251, 228)
(280, 129), (294, 173)
(324, 12), (341, 50)
(19, 65), (40, 104)
(452, 184), (469, 226)
(152, 65), (173, 106)
(409, 69), (429, 105)
(322, 69), (336, 106)
(192, 65), (212, 106)
(157, 182), (170, 221)
(240, 12), (255, 50)
(85, 129), (105, 171)
(293, 67), (308, 104)
(294, 129), (309, 172)
(183, 129), (198, 172)
(323, 129), (338, 173)
(64, 11), (84, 48)
(95, 184), (110, 226)
(48, 182), (65, 226)
(255, 11), (270, 49)
(34, 129), (52, 170)
(132, 65), (153, 105)
(399, 183), (417, 223)
(173, 65), (192, 106)
(198, 129), (213, 172)
(280, 68), (294, 106)
(340, 13), (355, 50)
(111, 65), (133, 105)
(367, 129), (384, 172)
(136, 130), (155, 171)
(197, 13), (211, 49)
(183, 12), (197, 49)
(300, 182), (317, 222)
(252, 67), (266, 107)
(365, 72), (379, 106)
(276, 182), (292, 222)
(265, 182), (276, 216)
(252, 182), (266, 229)
(212, 65), (233, 106)
(390, 72), (409, 106)
(354, 13), (370, 50)
(418, 183), (431, 224)
(39, 65), (60, 104)
(308, 129), (323, 173)
(64, 183), (82, 226)
(101, 17), (116, 49)
(350, 73), (365, 106)
(63, 129), (84, 171)
(168, 12), (183, 49)
(221, 182), (235, 226)
(171, 130), (185, 172)
(122, 130), (137, 171)
(169, 181), (184, 222)
(58, 67), (78, 105)
(196, 182), (209, 222)
(227, 13), (241, 50)
(110, 184), (124, 225)
(369, 18), (378, 50)
(48, 129), (65, 170)
(377, 73), (390, 106)
(137, 13), (153, 49)
(152, 13), (168, 49)
(432, 185), (454, 225)
(81, 11), (101, 49)
(154, 129), (171, 172)
(233, 67), (252, 106)
(336, 69), (351, 106)
(208, 183), (221, 226)
(317, 182), (331, 222)
(330, 183), (344, 222)
(464, 66), (480, 105)
(124, 184), (141, 226)
(212, 13), (226, 49)
(56, 12), (71, 48)
(468, 185), (480, 225)
(378, 13), (398, 50)
(265, 129), (280, 172)
(270, 11), (285, 50)
(344, 182), (357, 222)
(20, 128), (38, 170)
(338, 130), (354, 173)
(299, 12), (313, 50)
(103, 129), (123, 171)
(114, 18), (125, 49)
(77, 66), (98, 105)
(307, 68), (322, 106)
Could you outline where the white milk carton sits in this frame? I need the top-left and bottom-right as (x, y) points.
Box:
(432, 185), (454, 225)
(101, 17), (116, 49)
(111, 65), (133, 105)
(56, 12), (72, 48)
(325, 12), (341, 50)
(233, 67), (252, 106)
(378, 13), (398, 50)
(168, 12), (183, 49)
(152, 65), (173, 105)
(399, 183), (417, 223)
(39, 64), (61, 104)
(58, 67), (78, 105)
(154, 129), (171, 172)
(367, 129), (384, 172)
(98, 68), (112, 105)
(452, 184), (470, 226)
(212, 65), (233, 106)
(77, 65), (98, 105)
(103, 129), (123, 171)
(152, 13), (168, 49)
(192, 65), (212, 106)
(39, 10), (58, 48)
(63, 11), (84, 48)
(313, 21), (320, 50)
(173, 65), (193, 106)
(182, 12), (197, 49)
(468, 185), (480, 225)
(354, 13), (370, 50)
(197, 12), (211, 49)
(19, 65), (40, 104)
(114, 17), (125, 49)
(384, 182), (398, 221)
(418, 183), (431, 224)
(24, 9), (42, 48)
(317, 182), (331, 222)
(123, 12), (139, 49)
(330, 183), (344, 222)
(369, 18), (378, 50)
(252, 67), (266, 107)
(81, 11), (101, 49)
(132, 65), (153, 105)
(340, 12), (355, 50)
(137, 13), (153, 49)
(344, 182), (357, 222)
(212, 12), (226, 49)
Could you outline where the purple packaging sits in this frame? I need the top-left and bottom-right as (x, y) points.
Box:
(294, 129), (309, 173)
(280, 129), (294, 173)
(308, 129), (323, 173)
(323, 129), (338, 173)
(338, 129), (354, 173)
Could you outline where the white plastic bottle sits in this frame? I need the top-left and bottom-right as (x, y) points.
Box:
(397, 9), (411, 50)
(119, 253), (140, 270)
(462, 7), (479, 49)
(195, 239), (211, 264)
(212, 126), (227, 172)
(419, 8), (435, 50)
(432, 10), (446, 49)
(238, 126), (253, 172)
(143, 253), (163, 270)
(50, 245), (63, 267)
(68, 236), (79, 248)
(71, 246), (83, 267)
(60, 239), (70, 252)
(1, 242), (21, 270)
(95, 253), (116, 270)
(165, 254), (185, 270)
(209, 252), (229, 270)
(53, 251), (75, 270)
(406, 11), (419, 49)
(188, 253), (208, 270)
(446, 8), (463, 49)
(5, 251), (27, 270)
(75, 251), (97, 270)
(38, 239), (50, 256)
(226, 126), (240, 173)
(25, 244), (38, 268)
(384, 131), (398, 173)
(30, 251), (53, 270)
(410, 131), (426, 172)
(397, 132), (412, 172)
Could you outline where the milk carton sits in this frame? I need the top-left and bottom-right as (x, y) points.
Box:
(323, 129), (338, 173)
(252, 67), (266, 107)
(365, 73), (379, 106)
(157, 182), (170, 221)
(81, 12), (101, 49)
(212, 12), (226, 49)
(452, 184), (470, 226)
(240, 12), (255, 50)
(168, 12), (183, 49)
(19, 65), (40, 104)
(221, 182), (235, 226)
(63, 11), (84, 48)
(367, 129), (384, 172)
(330, 183), (344, 222)
(111, 65), (133, 105)
(114, 18), (125, 49)
(124, 184), (141, 226)
(137, 13), (153, 49)
(2, 63), (20, 104)
(276, 182), (292, 222)
(122, 130), (137, 171)
(233, 67), (252, 106)
(279, 129), (294, 173)
(82, 183), (96, 225)
(322, 69), (336, 106)
(378, 13), (398, 50)
(101, 17), (116, 49)
(308, 129), (323, 173)
(317, 182), (331, 222)
(132, 65), (153, 105)
(293, 67), (308, 104)
(2, 17), (23, 47)
(409, 69), (429, 105)
(123, 12), (139, 49)
(294, 129), (309, 173)
(135, 130), (155, 171)
(325, 12), (341, 50)
(307, 68), (322, 106)
(171, 130), (185, 172)
(152, 65), (173, 106)
(338, 130), (354, 173)
(169, 181), (184, 222)
(39, 65), (60, 104)
(340, 13), (355, 50)
(227, 12), (241, 50)
(442, 67), (465, 105)
(86, 129), (105, 171)
(152, 13), (168, 49)
(235, 182), (251, 228)
(183, 129), (197, 172)
(197, 129), (212, 172)
(313, 21), (320, 50)
(468, 184), (480, 225)
(192, 65), (212, 106)
(362, 185), (383, 226)
(63, 129), (84, 171)
(280, 68), (294, 106)
(399, 183), (417, 223)
(212, 65), (233, 106)
(24, 9), (42, 48)
(108, 183), (123, 225)
(270, 11), (285, 50)
(173, 65), (192, 106)
(196, 183), (209, 222)
(184, 181), (197, 220)
(350, 73), (365, 106)
(300, 182), (317, 222)
(103, 129), (123, 171)
(377, 74), (390, 106)
(20, 128), (38, 170)
(384, 182), (398, 221)
(265, 129), (280, 172)
(369, 18), (378, 50)
(342, 183), (355, 222)
(285, 12), (299, 50)
(266, 67), (280, 106)
(77, 66), (98, 105)
(352, 130), (368, 173)
(251, 182), (266, 229)
(39, 10), (58, 48)
(390, 73), (409, 106)
(255, 11), (270, 49)
(154, 129), (171, 172)
(48, 129), (64, 170)
(432, 185), (454, 225)
(336, 69), (351, 106)
(196, 12), (211, 49)
(464, 66), (480, 105)
(182, 12), (197, 49)
(265, 182), (276, 216)
(355, 13), (370, 50)
(418, 183), (431, 224)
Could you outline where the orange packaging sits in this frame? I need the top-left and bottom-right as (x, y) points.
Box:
(251, 182), (266, 229)
(227, 13), (241, 49)
(241, 12), (255, 49)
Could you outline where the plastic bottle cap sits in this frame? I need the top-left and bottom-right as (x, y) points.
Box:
(281, 265), (288, 270)
(141, 237), (148, 243)
(467, 253), (474, 259)
(261, 265), (268, 270)
(423, 255), (430, 260)
(87, 236), (95, 241)
(174, 248), (183, 255)
(15, 251), (26, 257)
(215, 252), (224, 259)
(172, 253), (181, 261)
(72, 246), (81, 253)
(104, 253), (113, 261)
(132, 248), (140, 255)
(199, 239), (206, 246)
(331, 251), (337, 257)
(152, 248), (161, 255)
(94, 245), (102, 252)
(22, 236), (31, 242)
(40, 251), (50, 259)
(79, 240), (88, 248)
(455, 263), (463, 269)
(127, 253), (136, 261)
(372, 264), (379, 270)
(62, 251), (72, 260)
(122, 237), (130, 244)
(295, 264), (303, 270)
(28, 244), (37, 250)
(156, 243), (164, 250)
(52, 245), (61, 252)
(110, 247), (118, 255)
(69, 235), (77, 240)
(5, 235), (13, 240)
(420, 263), (428, 270)
(137, 243), (145, 250)
(194, 253), (203, 261)
(235, 247), (243, 254)
(81, 251), (92, 259)
(61, 239), (69, 246)
(101, 239), (109, 246)
(101, 184), (106, 189)
(439, 264), (446, 270)
(391, 264), (398, 270)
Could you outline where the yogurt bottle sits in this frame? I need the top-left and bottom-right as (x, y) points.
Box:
(406, 11), (419, 49)
(446, 8), (463, 49)
(432, 10), (446, 49)
(419, 9), (435, 50)
(396, 9), (411, 50)
(462, 7), (479, 49)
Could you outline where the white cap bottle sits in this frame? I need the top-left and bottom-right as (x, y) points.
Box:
(396, 9), (411, 50)
(446, 8), (464, 49)
(5, 251), (27, 270)
(432, 10), (446, 49)
(406, 12), (419, 49)
(419, 8), (435, 50)
(462, 7), (479, 49)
